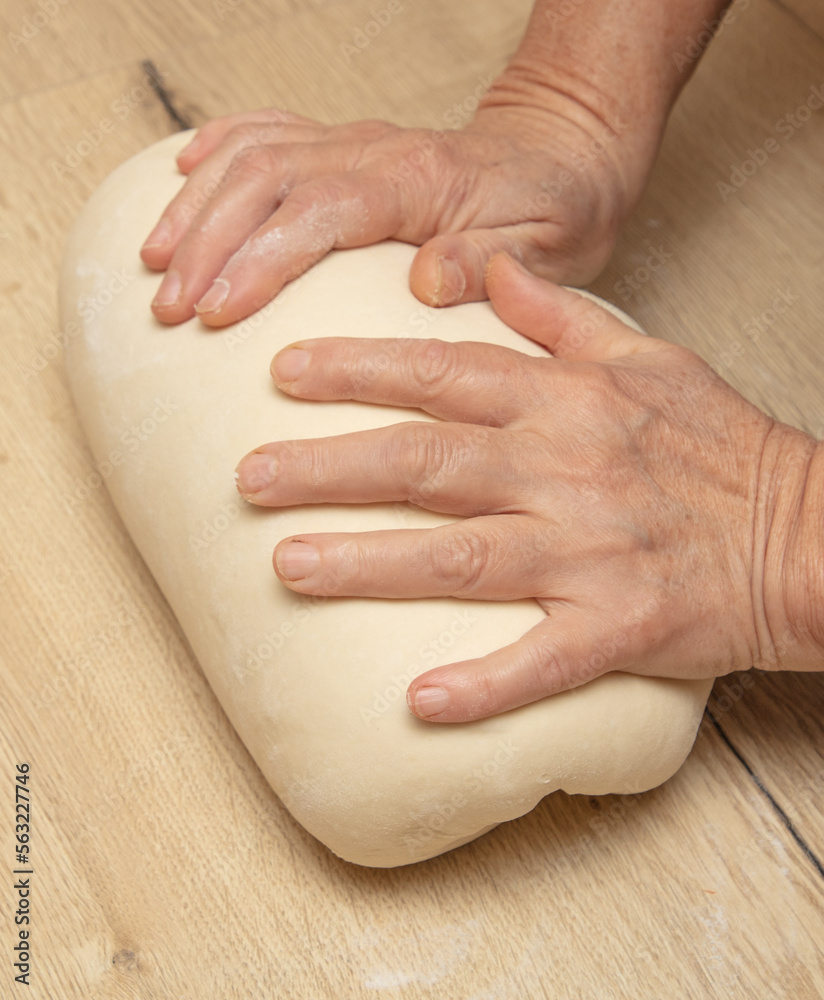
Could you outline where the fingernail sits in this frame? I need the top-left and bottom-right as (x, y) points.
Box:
(434, 257), (466, 306)
(276, 541), (319, 581)
(195, 278), (230, 315)
(142, 217), (172, 250)
(273, 348), (310, 382)
(152, 270), (182, 308)
(409, 686), (450, 718)
(235, 453), (278, 495)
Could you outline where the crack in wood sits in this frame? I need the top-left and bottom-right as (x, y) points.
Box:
(706, 709), (824, 882)
(769, 0), (824, 43)
(140, 59), (193, 131)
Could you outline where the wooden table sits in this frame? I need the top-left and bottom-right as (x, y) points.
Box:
(1, 0), (823, 996)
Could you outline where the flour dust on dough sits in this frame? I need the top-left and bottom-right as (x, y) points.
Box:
(60, 132), (711, 867)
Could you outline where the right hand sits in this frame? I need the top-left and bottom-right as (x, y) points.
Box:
(140, 97), (640, 327)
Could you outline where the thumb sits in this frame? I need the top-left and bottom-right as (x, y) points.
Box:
(410, 226), (546, 307)
(409, 217), (617, 309)
(406, 607), (633, 723)
(485, 251), (656, 363)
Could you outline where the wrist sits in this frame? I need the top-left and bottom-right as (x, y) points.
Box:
(473, 0), (734, 221)
(473, 71), (642, 229)
(758, 427), (824, 671)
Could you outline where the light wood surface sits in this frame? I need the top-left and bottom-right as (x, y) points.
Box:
(2, 1), (823, 997)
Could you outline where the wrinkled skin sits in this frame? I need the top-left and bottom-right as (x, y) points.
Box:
(141, 9), (823, 722)
(232, 254), (821, 723)
(141, 102), (630, 326)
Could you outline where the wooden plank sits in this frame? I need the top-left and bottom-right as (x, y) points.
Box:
(707, 671), (824, 863)
(0, 0), (340, 103)
(156, 0), (528, 128)
(2, 0), (824, 996)
(588, 0), (824, 890)
(591, 0), (824, 436)
(775, 0), (824, 39)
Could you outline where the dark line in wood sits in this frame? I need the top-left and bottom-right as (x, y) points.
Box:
(706, 709), (824, 881)
(769, 0), (824, 44)
(140, 59), (193, 131)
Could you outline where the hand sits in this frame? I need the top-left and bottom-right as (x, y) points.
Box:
(233, 253), (821, 723)
(140, 0), (737, 329)
(140, 97), (636, 327)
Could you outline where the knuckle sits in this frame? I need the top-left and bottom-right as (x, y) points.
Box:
(427, 532), (488, 594)
(561, 363), (619, 415)
(525, 641), (575, 695)
(228, 143), (277, 181)
(301, 441), (331, 488)
(226, 122), (274, 147)
(410, 339), (457, 393)
(665, 341), (704, 374)
(390, 422), (447, 500)
(580, 361), (617, 396)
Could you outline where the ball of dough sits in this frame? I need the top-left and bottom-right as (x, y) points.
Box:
(60, 132), (711, 867)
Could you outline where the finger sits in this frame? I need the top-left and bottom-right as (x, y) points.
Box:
(234, 421), (527, 514)
(485, 252), (660, 362)
(150, 143), (359, 324)
(408, 218), (613, 308)
(406, 608), (634, 723)
(141, 121), (328, 272)
(175, 109), (320, 172)
(270, 337), (549, 426)
(271, 517), (550, 599)
(195, 170), (404, 327)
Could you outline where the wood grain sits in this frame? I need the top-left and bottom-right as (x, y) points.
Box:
(1, 0), (823, 997)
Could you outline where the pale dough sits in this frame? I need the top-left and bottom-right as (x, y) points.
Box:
(60, 132), (712, 867)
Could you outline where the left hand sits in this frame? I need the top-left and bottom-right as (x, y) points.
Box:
(233, 253), (816, 723)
